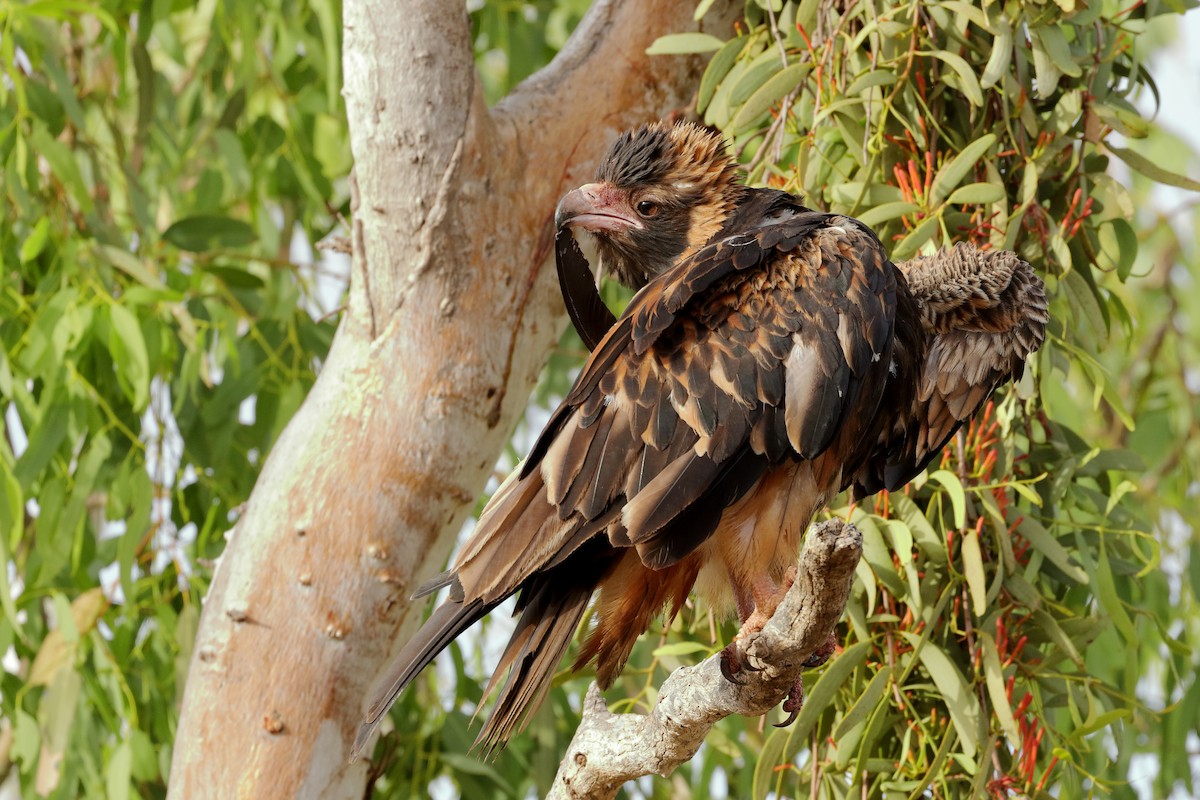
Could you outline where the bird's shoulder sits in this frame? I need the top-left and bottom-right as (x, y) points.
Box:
(630, 192), (895, 354)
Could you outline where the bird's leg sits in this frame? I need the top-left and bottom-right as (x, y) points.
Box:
(719, 566), (798, 683)
(718, 565), (837, 727)
(775, 680), (806, 728)
(774, 630), (839, 728)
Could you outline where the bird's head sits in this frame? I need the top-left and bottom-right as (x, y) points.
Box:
(555, 121), (744, 289)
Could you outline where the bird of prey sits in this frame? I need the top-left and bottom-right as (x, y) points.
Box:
(353, 121), (1047, 759)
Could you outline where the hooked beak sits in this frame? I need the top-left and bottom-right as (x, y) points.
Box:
(555, 183), (643, 233)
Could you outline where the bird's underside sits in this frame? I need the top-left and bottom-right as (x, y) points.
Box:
(353, 122), (1048, 761)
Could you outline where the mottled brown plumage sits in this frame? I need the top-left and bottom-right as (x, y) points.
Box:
(353, 122), (1047, 760)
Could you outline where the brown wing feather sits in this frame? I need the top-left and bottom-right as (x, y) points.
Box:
(850, 243), (1048, 497)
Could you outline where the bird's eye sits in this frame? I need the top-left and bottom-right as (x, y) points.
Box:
(636, 200), (659, 218)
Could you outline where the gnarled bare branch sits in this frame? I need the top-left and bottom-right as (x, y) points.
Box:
(549, 519), (863, 800)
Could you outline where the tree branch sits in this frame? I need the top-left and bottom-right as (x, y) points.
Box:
(548, 519), (863, 800)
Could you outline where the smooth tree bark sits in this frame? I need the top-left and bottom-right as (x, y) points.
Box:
(168, 1), (738, 798)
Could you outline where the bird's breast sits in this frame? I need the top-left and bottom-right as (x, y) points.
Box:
(692, 460), (830, 617)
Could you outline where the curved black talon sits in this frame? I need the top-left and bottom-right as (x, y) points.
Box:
(720, 645), (747, 684)
(774, 678), (805, 727)
(773, 707), (801, 728)
(803, 631), (840, 668)
(720, 652), (739, 681)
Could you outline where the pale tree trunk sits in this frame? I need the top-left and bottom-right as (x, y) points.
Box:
(168, 1), (738, 798)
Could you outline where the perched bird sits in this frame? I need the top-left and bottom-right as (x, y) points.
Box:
(354, 121), (1047, 759)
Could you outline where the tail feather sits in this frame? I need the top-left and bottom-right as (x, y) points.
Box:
(473, 583), (593, 754)
(352, 597), (497, 761)
(473, 539), (616, 753)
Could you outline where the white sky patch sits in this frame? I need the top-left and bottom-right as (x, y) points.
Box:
(4, 403), (26, 458)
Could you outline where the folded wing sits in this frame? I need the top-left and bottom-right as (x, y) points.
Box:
(850, 243), (1048, 497)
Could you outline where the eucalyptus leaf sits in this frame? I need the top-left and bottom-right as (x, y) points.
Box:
(901, 633), (983, 759)
(645, 32), (726, 55)
(162, 216), (259, 252)
(729, 63), (811, 134)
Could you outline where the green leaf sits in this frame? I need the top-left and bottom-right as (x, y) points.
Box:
(652, 641), (711, 657)
(107, 740), (133, 800)
(930, 133), (997, 204)
(1095, 539), (1136, 645)
(1092, 102), (1152, 139)
(203, 264), (267, 289)
(891, 492), (946, 565)
(729, 49), (789, 106)
(121, 470), (155, 609)
(440, 752), (516, 794)
(1106, 144), (1200, 191)
(1062, 268), (1107, 338)
(1066, 708), (1130, 742)
(752, 727), (791, 800)
(980, 632), (1019, 744)
(645, 32), (726, 55)
(929, 49), (983, 107)
(162, 215), (259, 252)
(729, 63), (811, 134)
(20, 218), (51, 263)
(831, 182), (903, 206)
(928, 469), (967, 528)
(698, 36), (747, 112)
(29, 126), (93, 213)
(0, 458), (24, 548)
(1014, 171), (1037, 222)
(883, 518), (914, 565)
(845, 70), (896, 96)
(128, 728), (159, 782)
(97, 244), (164, 288)
(960, 526), (987, 617)
(0, 466), (23, 636)
(1003, 573), (1041, 609)
(789, 640), (871, 745)
(28, 588), (106, 686)
(891, 214), (941, 261)
(1104, 479), (1137, 516)
(855, 201), (919, 227)
(108, 304), (151, 411)
(835, 665), (891, 738)
(14, 402), (70, 489)
(12, 709), (40, 766)
(39, 661), (81, 790)
(1007, 480), (1044, 508)
(23, 1), (119, 33)
(947, 182), (1005, 205)
(1030, 30), (1062, 99)
(980, 31), (1012, 89)
(901, 633), (982, 759)
(1018, 518), (1088, 583)
(1036, 25), (1082, 77)
(1031, 608), (1083, 666)
(1095, 218), (1138, 280)
(860, 517), (906, 596)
